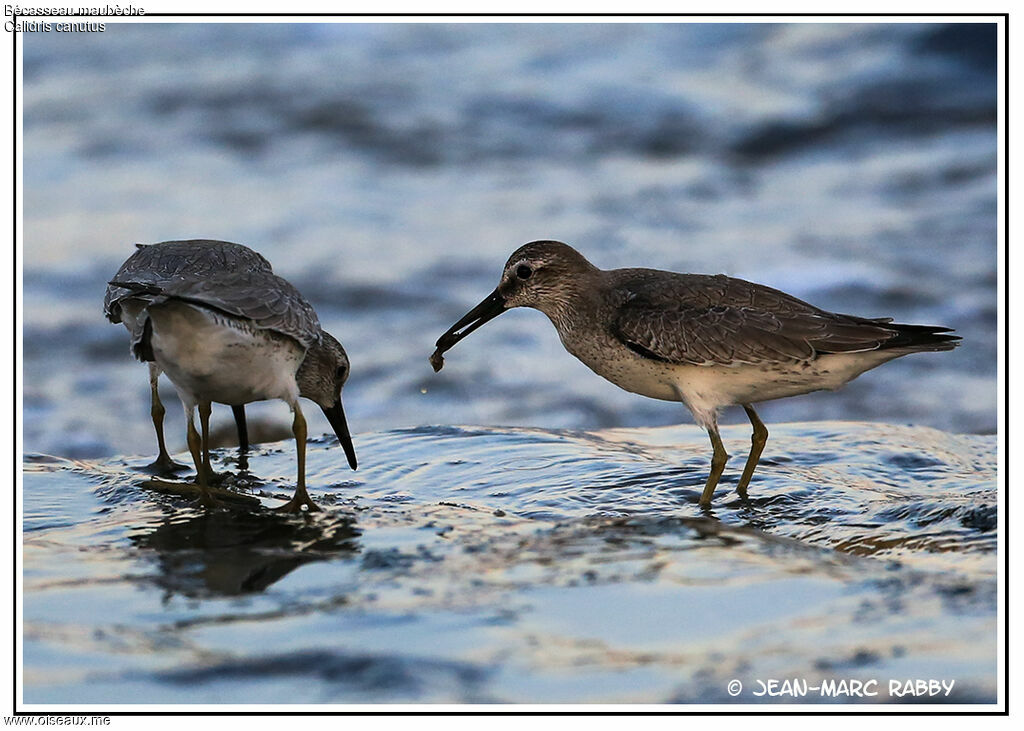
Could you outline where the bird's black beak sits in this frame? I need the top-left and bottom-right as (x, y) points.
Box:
(430, 289), (507, 372)
(322, 400), (357, 470)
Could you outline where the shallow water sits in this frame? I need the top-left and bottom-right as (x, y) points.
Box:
(23, 422), (996, 704)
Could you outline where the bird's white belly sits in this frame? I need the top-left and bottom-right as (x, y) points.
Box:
(573, 347), (682, 402)
(146, 301), (304, 407)
(568, 335), (897, 429)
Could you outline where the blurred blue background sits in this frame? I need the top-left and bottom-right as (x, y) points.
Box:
(21, 22), (998, 459)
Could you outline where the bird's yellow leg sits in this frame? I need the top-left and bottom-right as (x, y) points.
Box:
(700, 425), (730, 506)
(198, 400), (213, 482)
(276, 403), (320, 512)
(185, 408), (217, 507)
(150, 370), (169, 461)
(147, 364), (187, 473)
(737, 404), (768, 498)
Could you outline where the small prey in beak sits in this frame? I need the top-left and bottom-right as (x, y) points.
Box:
(430, 290), (507, 372)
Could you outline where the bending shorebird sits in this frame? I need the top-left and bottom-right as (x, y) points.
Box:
(105, 239), (273, 473)
(110, 269), (358, 512)
(430, 240), (960, 506)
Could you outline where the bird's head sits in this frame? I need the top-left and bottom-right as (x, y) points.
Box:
(296, 330), (357, 470)
(429, 240), (596, 371)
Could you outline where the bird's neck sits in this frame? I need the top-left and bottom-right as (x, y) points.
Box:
(535, 273), (604, 340)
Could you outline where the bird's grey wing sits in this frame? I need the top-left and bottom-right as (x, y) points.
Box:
(613, 302), (905, 366)
(103, 285), (128, 323)
(104, 247), (155, 322)
(125, 240), (273, 278)
(146, 240), (273, 276)
(612, 269), (859, 317)
(610, 271), (904, 365)
(150, 272), (323, 348)
(104, 240), (272, 321)
(613, 303), (808, 365)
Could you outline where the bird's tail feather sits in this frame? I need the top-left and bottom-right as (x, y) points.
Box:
(879, 323), (961, 352)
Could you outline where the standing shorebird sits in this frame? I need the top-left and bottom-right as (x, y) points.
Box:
(104, 240), (272, 473)
(430, 241), (960, 506)
(110, 269), (358, 512)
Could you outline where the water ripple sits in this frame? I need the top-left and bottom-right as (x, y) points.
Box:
(22, 421), (997, 703)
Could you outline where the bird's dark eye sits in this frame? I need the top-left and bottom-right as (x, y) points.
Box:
(336, 365), (347, 379)
(516, 264), (533, 280)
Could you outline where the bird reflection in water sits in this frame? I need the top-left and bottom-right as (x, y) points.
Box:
(130, 509), (361, 599)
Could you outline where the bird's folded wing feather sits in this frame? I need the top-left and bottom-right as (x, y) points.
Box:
(151, 272), (323, 348)
(611, 274), (901, 366)
(104, 240), (272, 321)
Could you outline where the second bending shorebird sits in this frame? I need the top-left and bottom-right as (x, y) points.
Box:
(104, 239), (273, 473)
(430, 241), (960, 506)
(111, 269), (358, 512)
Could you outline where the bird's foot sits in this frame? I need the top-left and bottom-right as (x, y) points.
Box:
(193, 489), (225, 511)
(275, 490), (321, 514)
(142, 455), (191, 477)
(202, 467), (233, 485)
